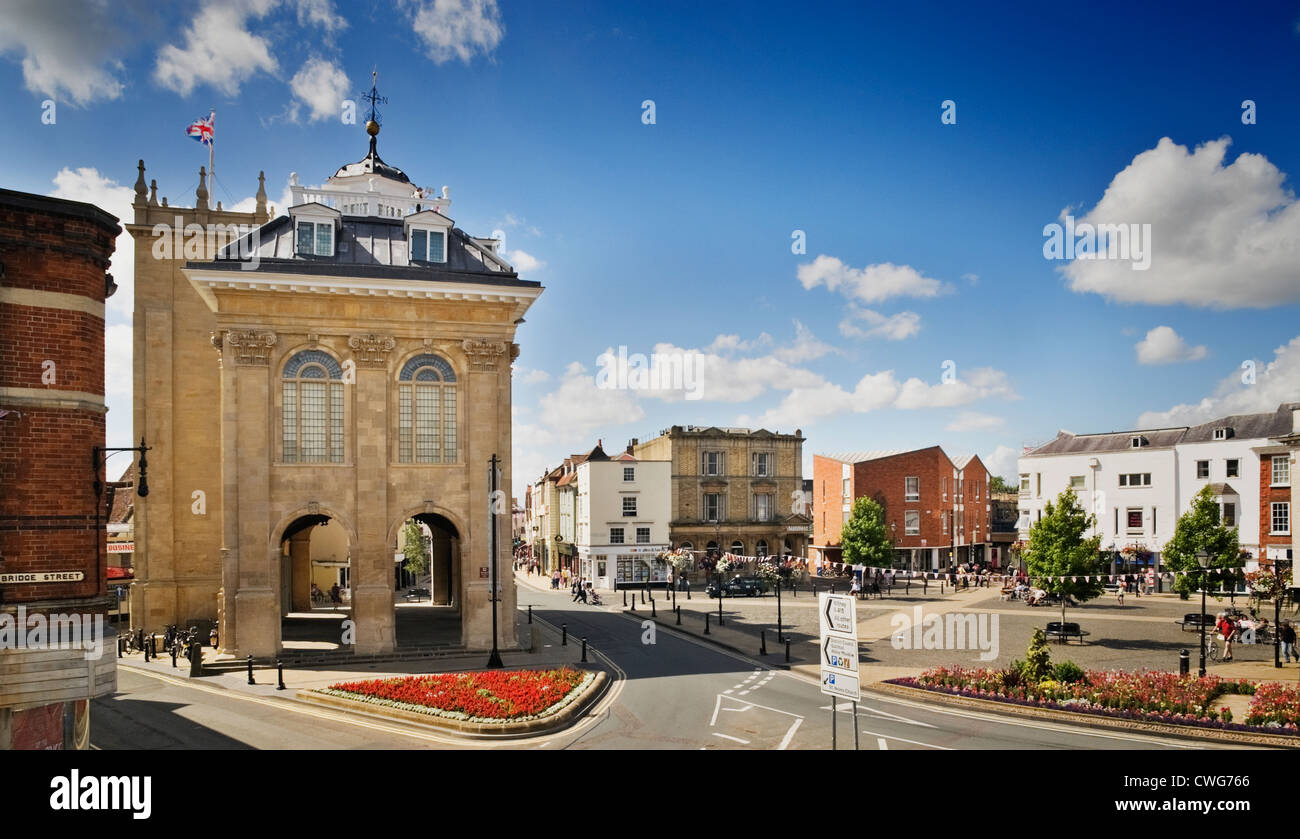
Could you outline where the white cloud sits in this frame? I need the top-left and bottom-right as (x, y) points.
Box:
(962, 273), (979, 286)
(288, 57), (350, 123)
(404, 0), (505, 64)
(293, 0), (346, 31)
(1063, 136), (1300, 308)
(538, 362), (644, 434)
(508, 249), (544, 274)
(1137, 335), (1300, 428)
(894, 367), (1018, 410)
(946, 411), (1005, 432)
(1135, 325), (1208, 365)
(519, 368), (550, 384)
(105, 323), (132, 400)
(839, 305), (921, 341)
(797, 255), (948, 304)
(154, 0), (279, 97)
(0, 0), (127, 104)
(983, 445), (1019, 483)
(49, 167), (135, 318)
(771, 320), (835, 363)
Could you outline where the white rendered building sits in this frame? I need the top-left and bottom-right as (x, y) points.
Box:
(575, 442), (671, 589)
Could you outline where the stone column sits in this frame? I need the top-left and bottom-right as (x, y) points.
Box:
(227, 329), (278, 657)
(460, 338), (513, 649)
(289, 530), (311, 611)
(349, 334), (395, 654)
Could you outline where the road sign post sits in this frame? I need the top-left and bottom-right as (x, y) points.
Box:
(819, 591), (860, 750)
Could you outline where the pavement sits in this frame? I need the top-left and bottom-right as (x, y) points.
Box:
(87, 573), (1281, 750)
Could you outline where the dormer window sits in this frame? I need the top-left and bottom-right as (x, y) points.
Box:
(1213, 427), (1233, 440)
(410, 228), (446, 263)
(295, 220), (334, 256)
(1130, 436), (1148, 448)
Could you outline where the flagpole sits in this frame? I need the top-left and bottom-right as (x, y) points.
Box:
(209, 110), (215, 197)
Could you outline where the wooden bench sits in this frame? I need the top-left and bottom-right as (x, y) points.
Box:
(1044, 621), (1090, 644)
(1176, 613), (1215, 632)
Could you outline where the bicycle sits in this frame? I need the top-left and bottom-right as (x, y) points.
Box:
(1204, 635), (1222, 663)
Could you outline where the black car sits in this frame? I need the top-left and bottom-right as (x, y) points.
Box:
(707, 575), (767, 598)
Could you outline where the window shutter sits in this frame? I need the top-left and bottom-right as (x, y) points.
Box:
(721, 451), (727, 476)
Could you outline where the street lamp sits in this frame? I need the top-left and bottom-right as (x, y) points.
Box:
(1196, 549), (1210, 677)
(890, 521), (898, 571)
(486, 454), (503, 669)
(93, 438), (150, 619)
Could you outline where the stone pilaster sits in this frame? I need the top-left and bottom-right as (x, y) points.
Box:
(351, 359), (394, 654)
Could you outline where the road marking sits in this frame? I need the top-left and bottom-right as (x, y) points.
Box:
(713, 732), (750, 744)
(877, 737), (888, 750)
(738, 690), (750, 696)
(860, 727), (951, 750)
(777, 718), (803, 751)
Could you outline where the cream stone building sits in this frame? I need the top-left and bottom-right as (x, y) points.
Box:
(129, 119), (541, 657)
(633, 426), (810, 559)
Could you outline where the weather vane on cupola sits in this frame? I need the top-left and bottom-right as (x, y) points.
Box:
(361, 68), (387, 153)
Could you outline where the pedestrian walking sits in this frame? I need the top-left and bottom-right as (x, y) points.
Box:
(1282, 621), (1296, 663)
(1116, 585), (1124, 606)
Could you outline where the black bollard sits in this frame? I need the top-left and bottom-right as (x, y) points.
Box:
(651, 600), (656, 618)
(581, 637), (588, 663)
(718, 596), (723, 625)
(792, 583), (796, 598)
(785, 640), (791, 663)
(704, 613), (711, 634)
(686, 583), (691, 600)
(676, 605), (681, 625)
(760, 630), (767, 656)
(117, 636), (123, 659)
(630, 596), (636, 612)
(923, 578), (928, 594)
(136, 628), (144, 652)
(247, 654), (255, 685)
(641, 589), (646, 604)
(1179, 649), (1190, 676)
(528, 604), (533, 624)
(562, 623), (568, 646)
(277, 659), (286, 690)
(171, 644), (178, 668)
(144, 641), (150, 662)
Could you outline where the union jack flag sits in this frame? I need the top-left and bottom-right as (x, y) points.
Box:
(186, 111), (214, 146)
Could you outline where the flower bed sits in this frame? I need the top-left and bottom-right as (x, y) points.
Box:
(887, 666), (1299, 736)
(322, 667), (594, 724)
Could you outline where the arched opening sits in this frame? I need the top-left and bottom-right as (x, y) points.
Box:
(394, 512), (462, 648)
(756, 539), (769, 558)
(730, 539), (745, 555)
(279, 513), (351, 651)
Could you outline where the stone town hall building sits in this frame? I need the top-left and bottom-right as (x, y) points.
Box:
(129, 119), (541, 656)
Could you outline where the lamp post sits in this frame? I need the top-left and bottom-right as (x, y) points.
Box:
(890, 521), (898, 571)
(1197, 549), (1210, 677)
(93, 438), (150, 631)
(486, 454), (504, 669)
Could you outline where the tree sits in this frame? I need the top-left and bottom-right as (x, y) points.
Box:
(990, 475), (1016, 495)
(840, 496), (894, 567)
(1024, 488), (1105, 628)
(1163, 485), (1240, 599)
(402, 520), (430, 580)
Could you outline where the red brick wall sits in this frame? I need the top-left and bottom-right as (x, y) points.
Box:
(1259, 453), (1293, 553)
(958, 456), (992, 548)
(856, 447), (952, 550)
(0, 191), (117, 606)
(812, 454), (848, 548)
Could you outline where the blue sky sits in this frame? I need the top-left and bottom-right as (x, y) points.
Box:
(2, 0), (1300, 498)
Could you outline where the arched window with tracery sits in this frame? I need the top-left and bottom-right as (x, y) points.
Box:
(282, 350), (345, 463)
(397, 354), (457, 463)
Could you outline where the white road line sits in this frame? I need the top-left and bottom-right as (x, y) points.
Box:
(713, 732), (750, 744)
(877, 738), (888, 750)
(738, 690), (750, 696)
(777, 718), (803, 750)
(860, 728), (951, 750)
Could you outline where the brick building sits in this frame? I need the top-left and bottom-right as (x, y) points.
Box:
(812, 447), (992, 571)
(0, 188), (120, 749)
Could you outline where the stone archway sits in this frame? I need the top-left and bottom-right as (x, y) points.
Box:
(273, 507), (355, 653)
(390, 510), (463, 648)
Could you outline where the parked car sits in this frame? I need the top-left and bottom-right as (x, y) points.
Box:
(707, 575), (767, 598)
(403, 587), (431, 601)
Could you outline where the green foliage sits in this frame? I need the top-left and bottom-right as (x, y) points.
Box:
(1052, 660), (1086, 684)
(1163, 485), (1241, 598)
(989, 476), (1016, 494)
(1005, 660), (1025, 687)
(1024, 488), (1106, 614)
(1023, 629), (1052, 682)
(839, 496), (894, 567)
(401, 520), (430, 578)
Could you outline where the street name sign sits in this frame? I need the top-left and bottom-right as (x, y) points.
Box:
(818, 592), (860, 701)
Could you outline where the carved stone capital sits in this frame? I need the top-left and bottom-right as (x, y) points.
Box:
(225, 329), (277, 365)
(461, 339), (509, 371)
(348, 333), (396, 368)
